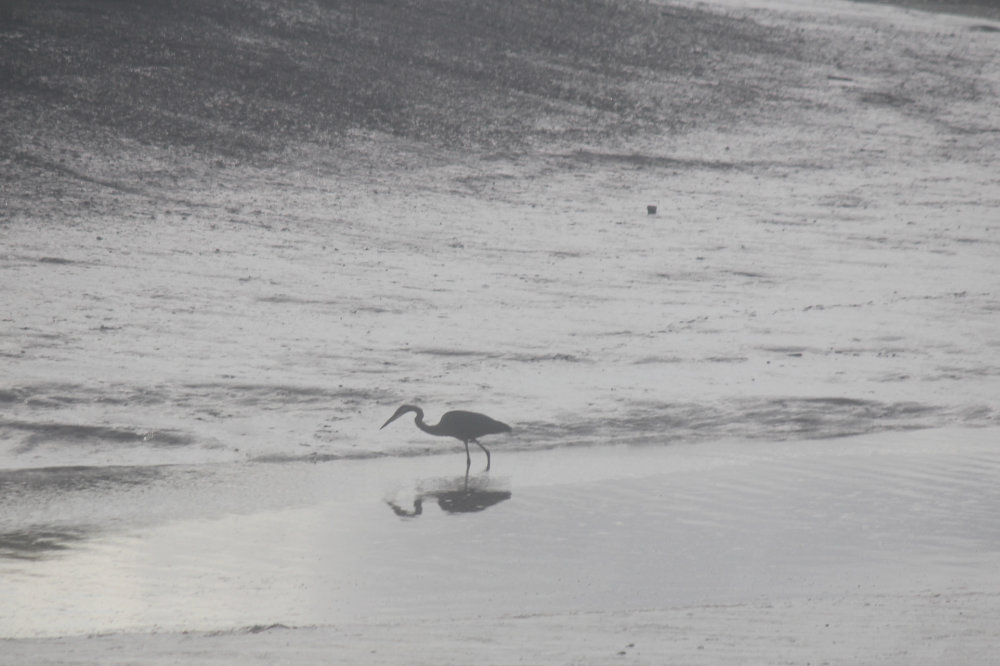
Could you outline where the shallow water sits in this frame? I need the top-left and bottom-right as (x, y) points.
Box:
(2, 428), (998, 638)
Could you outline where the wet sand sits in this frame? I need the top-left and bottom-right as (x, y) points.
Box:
(3, 0), (999, 662)
(3, 427), (999, 663)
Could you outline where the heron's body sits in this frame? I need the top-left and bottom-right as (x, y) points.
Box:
(380, 404), (511, 470)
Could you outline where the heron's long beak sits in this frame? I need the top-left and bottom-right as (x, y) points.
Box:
(380, 409), (404, 430)
(380, 404), (419, 430)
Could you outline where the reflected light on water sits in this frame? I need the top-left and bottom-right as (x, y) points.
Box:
(2, 431), (999, 639)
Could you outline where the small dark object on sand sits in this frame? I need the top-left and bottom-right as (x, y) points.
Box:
(647, 205), (657, 214)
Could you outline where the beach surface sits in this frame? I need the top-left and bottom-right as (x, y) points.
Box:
(3, 428), (1000, 664)
(2, 0), (999, 662)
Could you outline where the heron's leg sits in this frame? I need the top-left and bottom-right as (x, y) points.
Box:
(464, 440), (472, 469)
(473, 439), (491, 471)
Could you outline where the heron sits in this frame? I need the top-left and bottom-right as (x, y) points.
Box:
(379, 404), (511, 470)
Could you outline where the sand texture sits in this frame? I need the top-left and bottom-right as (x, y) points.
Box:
(1, 0), (999, 663)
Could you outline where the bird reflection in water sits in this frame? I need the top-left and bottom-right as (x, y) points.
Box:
(385, 471), (511, 519)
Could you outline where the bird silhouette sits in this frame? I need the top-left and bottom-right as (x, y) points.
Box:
(380, 404), (511, 470)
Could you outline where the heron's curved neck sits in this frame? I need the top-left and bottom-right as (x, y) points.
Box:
(411, 408), (445, 437)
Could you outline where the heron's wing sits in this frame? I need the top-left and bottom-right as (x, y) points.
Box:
(440, 411), (510, 437)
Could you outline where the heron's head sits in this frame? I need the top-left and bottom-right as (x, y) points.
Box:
(380, 404), (422, 429)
